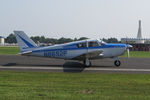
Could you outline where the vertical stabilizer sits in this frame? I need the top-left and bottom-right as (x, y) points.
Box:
(14, 31), (37, 52)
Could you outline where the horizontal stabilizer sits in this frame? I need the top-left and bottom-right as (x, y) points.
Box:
(19, 51), (32, 56)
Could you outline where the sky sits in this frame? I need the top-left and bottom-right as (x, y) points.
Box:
(0, 0), (150, 39)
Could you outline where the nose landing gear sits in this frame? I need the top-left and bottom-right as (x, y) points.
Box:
(114, 60), (121, 67)
(113, 57), (121, 67)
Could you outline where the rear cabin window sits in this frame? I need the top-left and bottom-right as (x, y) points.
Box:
(88, 41), (99, 47)
(77, 42), (87, 48)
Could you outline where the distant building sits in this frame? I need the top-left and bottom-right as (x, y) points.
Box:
(130, 44), (150, 51)
(0, 36), (5, 46)
(121, 20), (150, 44)
(121, 20), (150, 51)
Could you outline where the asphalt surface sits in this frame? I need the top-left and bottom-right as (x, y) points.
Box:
(0, 55), (150, 73)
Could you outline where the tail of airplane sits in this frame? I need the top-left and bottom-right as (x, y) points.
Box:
(14, 31), (37, 52)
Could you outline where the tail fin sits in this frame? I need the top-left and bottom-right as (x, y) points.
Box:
(14, 31), (37, 52)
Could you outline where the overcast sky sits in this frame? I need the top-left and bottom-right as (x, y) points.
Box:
(0, 0), (150, 39)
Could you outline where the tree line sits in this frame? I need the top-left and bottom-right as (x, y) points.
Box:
(5, 33), (120, 44)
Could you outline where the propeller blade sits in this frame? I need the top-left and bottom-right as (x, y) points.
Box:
(126, 44), (132, 58)
(127, 48), (130, 58)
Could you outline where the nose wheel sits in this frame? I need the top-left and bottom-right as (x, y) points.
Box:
(114, 60), (121, 67)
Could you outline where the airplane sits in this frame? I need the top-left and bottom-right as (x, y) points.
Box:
(14, 31), (132, 67)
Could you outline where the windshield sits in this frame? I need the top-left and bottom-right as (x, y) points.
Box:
(97, 39), (106, 46)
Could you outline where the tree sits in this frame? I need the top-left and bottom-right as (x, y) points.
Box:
(40, 36), (45, 43)
(31, 36), (40, 43)
(5, 33), (89, 44)
(78, 37), (89, 41)
(74, 38), (78, 41)
(102, 38), (108, 43)
(58, 37), (73, 44)
(102, 38), (119, 43)
(107, 38), (119, 43)
(45, 38), (58, 44)
(5, 33), (17, 43)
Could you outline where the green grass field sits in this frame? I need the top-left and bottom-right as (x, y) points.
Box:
(0, 46), (20, 55)
(122, 51), (150, 58)
(1, 46), (150, 57)
(0, 71), (149, 100)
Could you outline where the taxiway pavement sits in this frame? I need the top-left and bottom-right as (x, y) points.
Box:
(0, 55), (150, 73)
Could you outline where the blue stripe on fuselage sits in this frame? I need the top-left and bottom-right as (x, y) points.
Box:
(104, 43), (126, 48)
(32, 43), (126, 53)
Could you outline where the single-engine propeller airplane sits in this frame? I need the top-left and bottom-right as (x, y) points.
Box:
(14, 31), (132, 67)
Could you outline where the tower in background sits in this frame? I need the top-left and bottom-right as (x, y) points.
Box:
(121, 20), (150, 51)
(137, 20), (142, 39)
(135, 20), (144, 43)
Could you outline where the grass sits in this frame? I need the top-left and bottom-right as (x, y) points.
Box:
(0, 46), (20, 55)
(122, 51), (150, 58)
(0, 71), (149, 100)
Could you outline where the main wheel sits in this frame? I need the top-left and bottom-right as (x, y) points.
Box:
(83, 60), (91, 67)
(114, 60), (121, 67)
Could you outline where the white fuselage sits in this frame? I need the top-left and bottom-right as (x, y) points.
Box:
(29, 41), (127, 60)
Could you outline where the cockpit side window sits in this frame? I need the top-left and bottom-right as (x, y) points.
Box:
(88, 41), (99, 47)
(77, 42), (87, 48)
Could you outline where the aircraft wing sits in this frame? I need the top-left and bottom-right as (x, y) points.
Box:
(72, 49), (103, 60)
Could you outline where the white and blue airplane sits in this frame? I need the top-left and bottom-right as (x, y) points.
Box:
(14, 31), (132, 67)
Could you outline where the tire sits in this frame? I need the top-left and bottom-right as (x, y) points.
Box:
(114, 60), (121, 67)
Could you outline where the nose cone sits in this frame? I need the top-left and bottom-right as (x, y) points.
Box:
(126, 44), (133, 48)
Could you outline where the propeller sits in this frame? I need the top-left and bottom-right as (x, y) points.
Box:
(125, 36), (133, 58)
(126, 44), (133, 58)
(127, 47), (130, 58)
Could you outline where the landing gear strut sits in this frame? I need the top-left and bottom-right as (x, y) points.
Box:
(113, 57), (121, 67)
(83, 58), (91, 67)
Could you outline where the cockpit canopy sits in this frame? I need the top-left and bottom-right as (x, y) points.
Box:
(97, 39), (106, 46)
(88, 39), (106, 47)
(77, 39), (106, 48)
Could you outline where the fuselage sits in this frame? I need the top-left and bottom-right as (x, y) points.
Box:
(27, 39), (127, 60)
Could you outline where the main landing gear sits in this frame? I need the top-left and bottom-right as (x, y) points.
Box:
(83, 58), (91, 67)
(113, 57), (121, 67)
